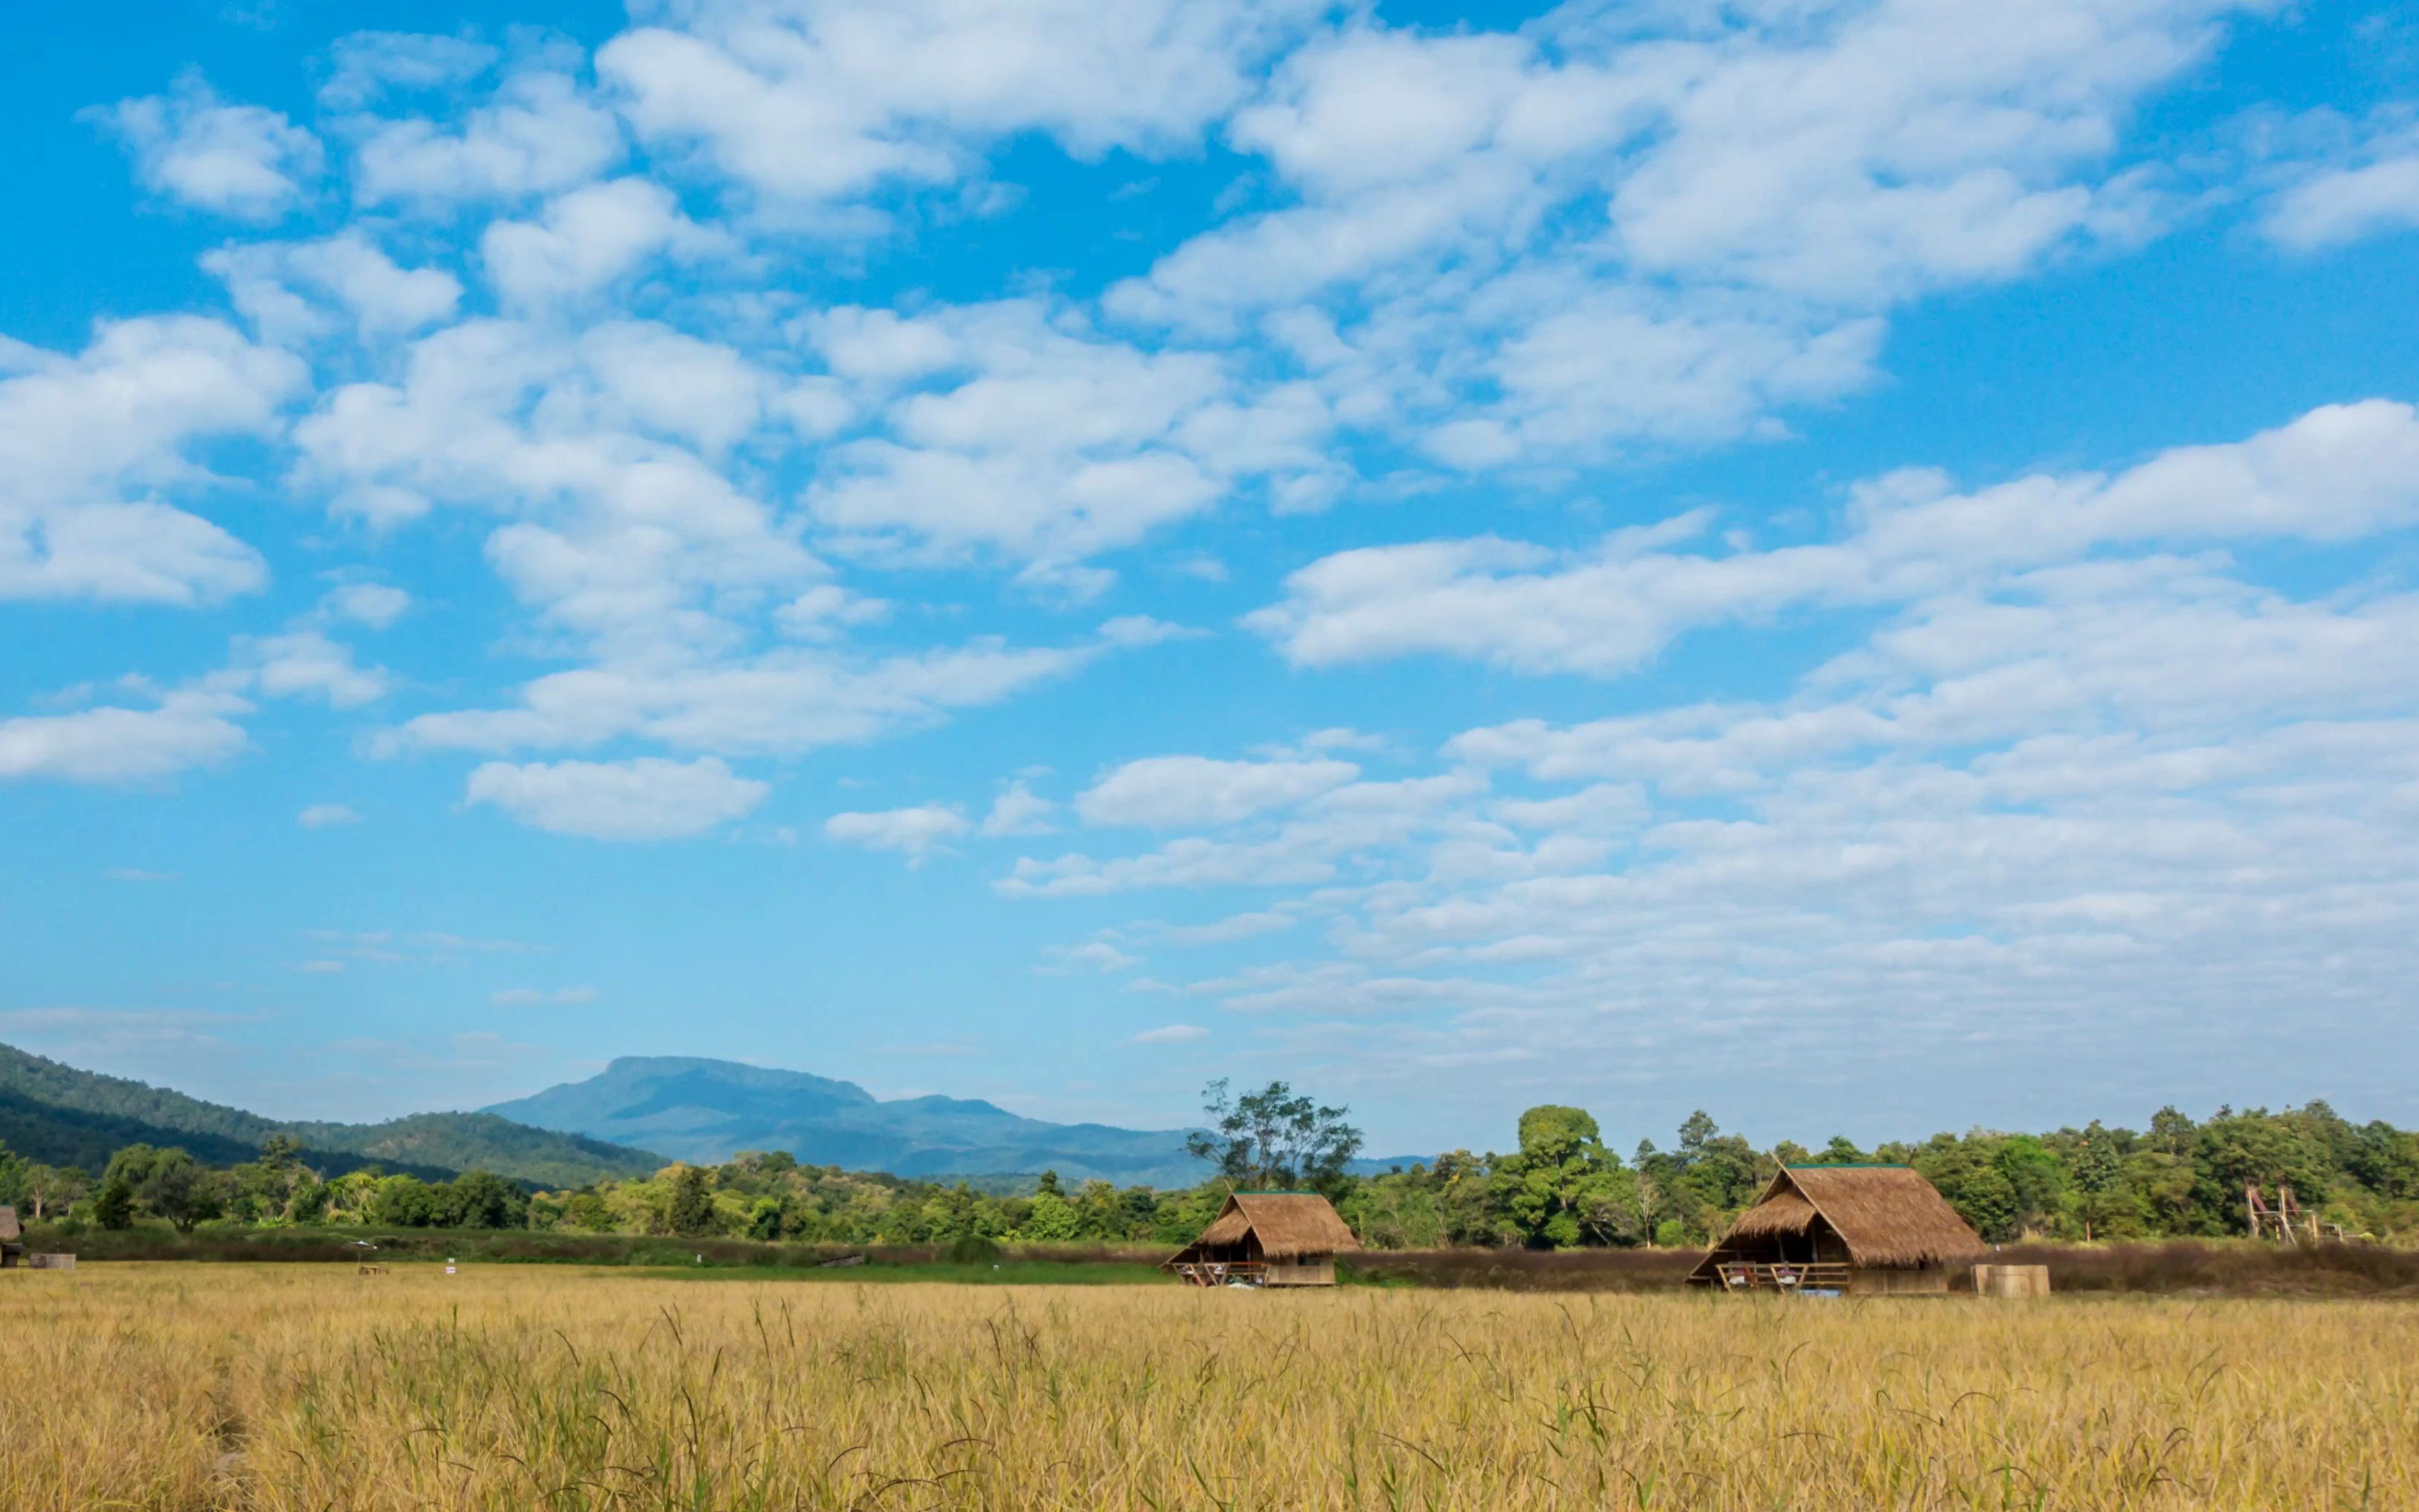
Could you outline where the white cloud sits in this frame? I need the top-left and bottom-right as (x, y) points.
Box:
(1130, 1023), (1207, 1045)
(1114, 0), (2254, 470)
(205, 232), (462, 345)
(352, 69), (622, 205)
(577, 321), (769, 453)
(804, 300), (1314, 584)
(1077, 754), (1360, 828)
(979, 781), (1056, 837)
(773, 583), (891, 640)
(298, 803), (362, 828)
(318, 31), (500, 110)
(466, 755), (767, 839)
(93, 72), (322, 220)
(597, 0), (1325, 205)
(2260, 106), (2419, 251)
(1157, 910), (1296, 946)
(1250, 400), (2419, 675)
(0, 684), (250, 784)
(1043, 940), (1142, 973)
(0, 317), (304, 605)
(491, 985), (599, 1005)
(323, 583), (411, 628)
(977, 450), (2419, 1107)
(391, 639), (1094, 757)
(823, 803), (970, 865)
(1097, 615), (1201, 647)
(1004, 772), (1483, 897)
(481, 177), (728, 306)
(240, 630), (390, 707)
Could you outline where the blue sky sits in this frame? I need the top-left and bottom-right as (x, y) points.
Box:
(5, 0), (2418, 1158)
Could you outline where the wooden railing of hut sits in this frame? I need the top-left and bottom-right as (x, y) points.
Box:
(1171, 1260), (1269, 1287)
(1710, 1261), (1853, 1293)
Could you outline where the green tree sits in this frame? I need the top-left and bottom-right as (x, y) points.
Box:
(92, 1172), (136, 1229)
(668, 1166), (718, 1237)
(1914, 1134), (2020, 1242)
(1184, 1079), (1364, 1195)
(1500, 1106), (1635, 1248)
(135, 1148), (220, 1233)
(444, 1170), (527, 1229)
(1023, 1190), (1081, 1242)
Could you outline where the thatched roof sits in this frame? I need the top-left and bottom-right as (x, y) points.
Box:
(1188, 1192), (1359, 1260)
(0, 1206), (18, 1243)
(1706, 1165), (1985, 1269)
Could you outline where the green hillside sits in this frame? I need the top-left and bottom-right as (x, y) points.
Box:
(0, 1042), (660, 1187)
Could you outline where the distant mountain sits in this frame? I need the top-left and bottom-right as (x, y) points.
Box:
(0, 1041), (661, 1188)
(487, 1056), (1223, 1187)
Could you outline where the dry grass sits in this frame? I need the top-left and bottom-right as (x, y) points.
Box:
(5, 1264), (2415, 1510)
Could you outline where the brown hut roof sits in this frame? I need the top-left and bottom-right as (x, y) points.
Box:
(1188, 1192), (1359, 1260)
(1704, 1165), (1985, 1270)
(1720, 1189), (1817, 1241)
(0, 1206), (18, 1243)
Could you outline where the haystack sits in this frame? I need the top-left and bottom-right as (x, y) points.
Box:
(1689, 1164), (1986, 1294)
(1164, 1192), (1359, 1287)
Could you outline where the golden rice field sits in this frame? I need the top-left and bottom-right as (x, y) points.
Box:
(7, 1264), (2415, 1511)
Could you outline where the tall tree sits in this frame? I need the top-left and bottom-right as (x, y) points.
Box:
(1500, 1106), (1633, 1248)
(668, 1165), (718, 1237)
(1185, 1079), (1364, 1195)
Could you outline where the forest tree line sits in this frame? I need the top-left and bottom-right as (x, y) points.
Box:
(4, 1096), (2415, 1248)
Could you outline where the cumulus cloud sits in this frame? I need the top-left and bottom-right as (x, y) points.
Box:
(0, 317), (304, 605)
(481, 177), (728, 306)
(1113, 0), (2257, 470)
(1250, 400), (2419, 675)
(597, 0), (1325, 205)
(1043, 939), (1142, 973)
(491, 985), (599, 1005)
(1130, 1023), (1207, 1044)
(204, 232), (462, 346)
(352, 69), (622, 205)
(298, 803), (362, 828)
(466, 755), (767, 839)
(0, 684), (250, 784)
(239, 630), (390, 707)
(389, 639), (1095, 758)
(2260, 106), (2419, 252)
(979, 780), (1056, 836)
(318, 30), (500, 110)
(322, 583), (411, 628)
(823, 803), (970, 865)
(1077, 753), (1362, 828)
(804, 300), (1325, 585)
(93, 72), (322, 219)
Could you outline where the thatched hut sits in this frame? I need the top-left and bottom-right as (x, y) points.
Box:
(0, 1206), (21, 1268)
(1163, 1192), (1359, 1287)
(1688, 1164), (1986, 1295)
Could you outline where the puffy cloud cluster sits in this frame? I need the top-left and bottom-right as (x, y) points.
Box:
(93, 72), (323, 219)
(0, 317), (303, 604)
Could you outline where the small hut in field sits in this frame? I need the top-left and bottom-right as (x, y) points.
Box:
(1688, 1164), (1986, 1295)
(0, 1206), (22, 1268)
(1163, 1192), (1359, 1287)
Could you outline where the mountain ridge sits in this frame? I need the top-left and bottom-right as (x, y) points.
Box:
(0, 1041), (662, 1188)
(486, 1055), (1223, 1186)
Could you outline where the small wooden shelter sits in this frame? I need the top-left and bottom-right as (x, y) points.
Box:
(1164, 1192), (1359, 1287)
(1689, 1164), (1986, 1295)
(0, 1206), (22, 1268)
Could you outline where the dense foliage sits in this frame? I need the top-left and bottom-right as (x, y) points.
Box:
(13, 1097), (2415, 1248)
